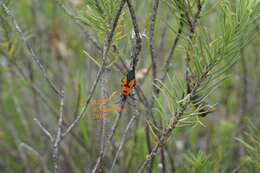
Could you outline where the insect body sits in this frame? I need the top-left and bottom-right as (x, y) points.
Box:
(121, 69), (136, 98)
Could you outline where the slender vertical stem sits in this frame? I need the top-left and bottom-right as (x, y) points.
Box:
(109, 90), (139, 173)
(126, 0), (142, 70)
(160, 146), (166, 173)
(149, 0), (160, 84)
(100, 73), (108, 158)
(88, 1), (127, 172)
(185, 0), (202, 89)
(91, 100), (126, 173)
(53, 90), (65, 173)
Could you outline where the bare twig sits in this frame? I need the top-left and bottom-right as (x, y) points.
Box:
(92, 1), (142, 171)
(2, 4), (61, 96)
(124, 119), (140, 172)
(109, 90), (139, 173)
(160, 18), (184, 85)
(56, 0), (149, 111)
(149, 0), (160, 83)
(99, 69), (108, 166)
(159, 146), (166, 173)
(147, 1), (160, 171)
(91, 100), (126, 173)
(85, 1), (127, 172)
(53, 90), (65, 173)
(62, 0), (126, 138)
(127, 0), (142, 70)
(34, 118), (54, 142)
(145, 124), (154, 173)
(107, 1), (142, 171)
(107, 101), (126, 145)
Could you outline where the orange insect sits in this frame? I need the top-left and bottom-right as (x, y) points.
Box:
(121, 69), (136, 98)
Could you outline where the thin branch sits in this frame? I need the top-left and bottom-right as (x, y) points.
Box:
(145, 124), (154, 173)
(2, 4), (61, 96)
(126, 0), (142, 71)
(34, 118), (54, 142)
(149, 0), (160, 83)
(1, 54), (90, 154)
(99, 68), (108, 166)
(56, 0), (148, 110)
(62, 0), (126, 138)
(160, 18), (184, 85)
(125, 120), (139, 171)
(109, 90), (139, 173)
(190, 0), (202, 38)
(138, 65), (211, 173)
(53, 90), (65, 173)
(106, 2), (142, 172)
(92, 2), (142, 171)
(85, 1), (127, 172)
(159, 146), (166, 173)
(147, 2), (160, 171)
(91, 100), (126, 173)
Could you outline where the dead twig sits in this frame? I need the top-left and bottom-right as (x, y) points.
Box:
(62, 0), (127, 139)
(34, 118), (54, 142)
(91, 100), (126, 173)
(109, 90), (139, 173)
(53, 90), (65, 173)
(149, 0), (160, 86)
(2, 4), (61, 96)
